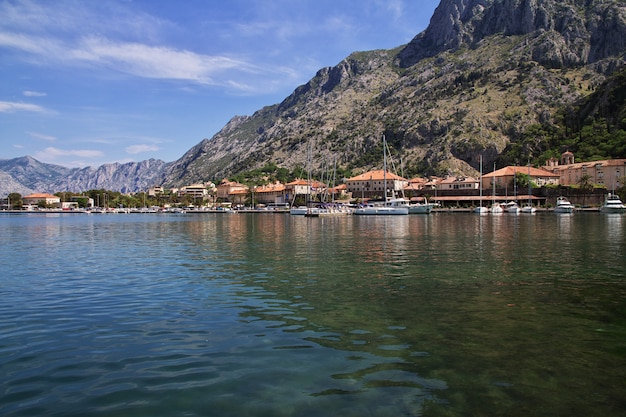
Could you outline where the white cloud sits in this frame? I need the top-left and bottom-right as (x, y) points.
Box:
(36, 147), (104, 159)
(23, 90), (47, 97)
(125, 144), (160, 154)
(28, 131), (56, 141)
(0, 29), (259, 88)
(76, 36), (255, 84)
(0, 101), (46, 113)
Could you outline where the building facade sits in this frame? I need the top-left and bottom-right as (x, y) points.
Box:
(544, 153), (626, 190)
(346, 169), (408, 200)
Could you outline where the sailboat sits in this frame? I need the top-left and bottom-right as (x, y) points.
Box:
(503, 166), (520, 213)
(520, 162), (536, 214)
(490, 163), (503, 214)
(354, 135), (409, 215)
(474, 155), (489, 214)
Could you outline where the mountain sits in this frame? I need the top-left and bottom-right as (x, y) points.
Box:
(0, 157), (168, 195)
(3, 0), (626, 195)
(161, 0), (626, 186)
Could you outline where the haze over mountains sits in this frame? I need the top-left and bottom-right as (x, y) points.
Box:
(2, 0), (625, 196)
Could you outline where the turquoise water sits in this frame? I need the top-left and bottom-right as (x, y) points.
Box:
(1, 212), (625, 416)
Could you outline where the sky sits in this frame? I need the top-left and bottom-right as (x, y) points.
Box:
(0, 0), (440, 168)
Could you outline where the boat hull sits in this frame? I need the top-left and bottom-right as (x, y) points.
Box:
(354, 207), (408, 215)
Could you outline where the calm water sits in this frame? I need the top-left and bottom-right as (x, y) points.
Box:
(1, 212), (625, 416)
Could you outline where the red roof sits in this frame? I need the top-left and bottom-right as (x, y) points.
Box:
(348, 169), (407, 181)
(482, 166), (559, 178)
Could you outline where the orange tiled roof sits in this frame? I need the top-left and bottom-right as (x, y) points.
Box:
(544, 158), (626, 172)
(347, 169), (407, 182)
(483, 166), (559, 178)
(256, 183), (286, 193)
(24, 193), (58, 199)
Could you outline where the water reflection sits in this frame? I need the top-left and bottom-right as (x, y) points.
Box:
(1, 213), (625, 417)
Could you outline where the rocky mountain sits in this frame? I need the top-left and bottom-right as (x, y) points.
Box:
(161, 0), (626, 186)
(3, 0), (626, 195)
(0, 156), (168, 195)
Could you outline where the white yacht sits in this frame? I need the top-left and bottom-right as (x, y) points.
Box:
(490, 202), (504, 214)
(408, 198), (436, 214)
(503, 201), (520, 214)
(600, 193), (626, 213)
(354, 198), (409, 215)
(554, 196), (575, 213)
(354, 135), (409, 216)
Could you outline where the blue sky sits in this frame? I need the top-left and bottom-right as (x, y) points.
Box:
(0, 0), (440, 168)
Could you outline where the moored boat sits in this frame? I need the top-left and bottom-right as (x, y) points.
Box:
(554, 196), (575, 213)
(354, 135), (409, 216)
(503, 201), (520, 213)
(408, 197), (436, 214)
(600, 193), (626, 213)
(490, 202), (504, 214)
(354, 198), (409, 215)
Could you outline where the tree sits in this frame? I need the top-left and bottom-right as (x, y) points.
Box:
(577, 174), (594, 207)
(8, 193), (22, 210)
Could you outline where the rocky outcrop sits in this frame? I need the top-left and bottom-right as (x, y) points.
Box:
(398, 0), (626, 69)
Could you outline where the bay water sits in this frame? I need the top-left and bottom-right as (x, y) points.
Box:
(1, 212), (624, 416)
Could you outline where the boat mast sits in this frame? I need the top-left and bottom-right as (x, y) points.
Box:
(478, 155), (483, 208)
(492, 162), (496, 205)
(527, 161), (532, 207)
(383, 135), (388, 202)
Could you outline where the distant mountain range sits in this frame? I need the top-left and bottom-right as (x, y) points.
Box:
(0, 156), (169, 195)
(2, 0), (625, 196)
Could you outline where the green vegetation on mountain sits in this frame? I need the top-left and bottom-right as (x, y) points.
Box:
(501, 65), (626, 166)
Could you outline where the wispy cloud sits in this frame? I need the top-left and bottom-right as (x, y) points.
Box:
(23, 90), (47, 97)
(0, 31), (260, 89)
(0, 2), (310, 93)
(125, 144), (160, 154)
(77, 36), (255, 84)
(28, 131), (56, 141)
(36, 147), (104, 159)
(0, 101), (46, 113)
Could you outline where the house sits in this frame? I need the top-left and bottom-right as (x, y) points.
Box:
(544, 152), (626, 189)
(22, 193), (61, 207)
(254, 182), (287, 205)
(179, 183), (211, 201)
(345, 169), (408, 200)
(437, 176), (479, 191)
(216, 180), (248, 201)
(148, 186), (164, 197)
(285, 178), (328, 203)
(483, 166), (560, 189)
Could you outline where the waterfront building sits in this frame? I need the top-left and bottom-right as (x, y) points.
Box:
(179, 183), (211, 200)
(148, 186), (164, 197)
(345, 169), (408, 200)
(255, 182), (287, 205)
(483, 166), (560, 189)
(436, 176), (480, 191)
(544, 152), (626, 189)
(22, 193), (61, 208)
(216, 180), (248, 201)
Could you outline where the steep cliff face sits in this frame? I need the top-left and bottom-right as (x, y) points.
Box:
(398, 0), (626, 69)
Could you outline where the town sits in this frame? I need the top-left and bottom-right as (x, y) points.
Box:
(3, 152), (625, 213)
